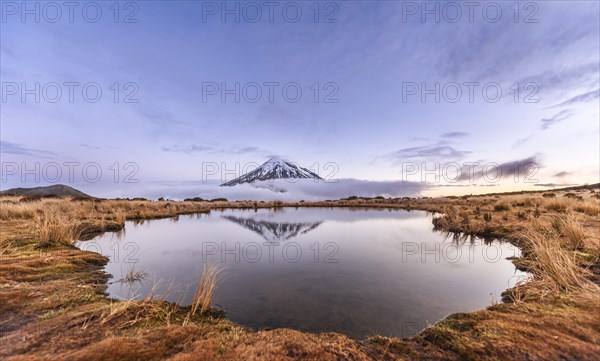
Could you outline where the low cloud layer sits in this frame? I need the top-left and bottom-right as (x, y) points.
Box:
(138, 179), (428, 201)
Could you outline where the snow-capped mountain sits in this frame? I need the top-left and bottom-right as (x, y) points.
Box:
(220, 157), (322, 186)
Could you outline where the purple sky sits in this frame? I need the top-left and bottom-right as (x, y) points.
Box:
(1, 1), (599, 199)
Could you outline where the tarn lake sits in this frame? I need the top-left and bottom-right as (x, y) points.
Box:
(79, 207), (525, 339)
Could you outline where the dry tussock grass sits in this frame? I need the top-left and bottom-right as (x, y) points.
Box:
(0, 196), (289, 222)
(541, 197), (600, 215)
(100, 299), (137, 325)
(0, 198), (40, 219)
(184, 263), (223, 326)
(573, 202), (600, 216)
(550, 214), (589, 251)
(512, 216), (599, 301)
(1, 187), (600, 360)
(34, 204), (85, 248)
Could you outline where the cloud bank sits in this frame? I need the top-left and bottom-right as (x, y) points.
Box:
(139, 179), (427, 201)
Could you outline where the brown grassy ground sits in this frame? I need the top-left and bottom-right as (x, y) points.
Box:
(1, 185), (599, 360)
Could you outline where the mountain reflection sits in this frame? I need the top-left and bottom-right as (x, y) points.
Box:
(222, 215), (322, 242)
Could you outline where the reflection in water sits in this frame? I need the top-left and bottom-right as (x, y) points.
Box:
(82, 207), (525, 339)
(438, 231), (491, 246)
(222, 215), (322, 242)
(434, 225), (499, 246)
(112, 265), (149, 285)
(110, 227), (126, 241)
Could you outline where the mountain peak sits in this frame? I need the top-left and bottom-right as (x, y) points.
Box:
(220, 158), (322, 186)
(265, 155), (286, 163)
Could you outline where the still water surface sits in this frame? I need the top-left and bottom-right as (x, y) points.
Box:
(81, 207), (524, 339)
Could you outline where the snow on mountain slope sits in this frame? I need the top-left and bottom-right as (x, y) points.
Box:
(220, 157), (322, 186)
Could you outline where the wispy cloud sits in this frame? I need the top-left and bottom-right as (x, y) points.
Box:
(515, 110), (574, 146)
(554, 171), (571, 178)
(534, 183), (578, 188)
(137, 105), (183, 127)
(161, 144), (270, 156)
(441, 132), (468, 139)
(161, 144), (212, 154)
(551, 88), (600, 108)
(0, 141), (56, 158)
(389, 144), (471, 161)
(222, 146), (270, 155)
(80, 143), (102, 150)
(514, 135), (534, 147)
(433, 183), (498, 188)
(518, 63), (600, 100)
(541, 109), (574, 130)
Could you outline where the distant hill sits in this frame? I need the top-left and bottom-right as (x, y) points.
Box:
(0, 184), (91, 198)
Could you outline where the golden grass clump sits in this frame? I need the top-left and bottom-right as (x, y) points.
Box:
(550, 214), (589, 251)
(542, 196), (599, 215)
(543, 199), (570, 212)
(517, 216), (597, 297)
(33, 205), (84, 248)
(493, 202), (510, 211)
(184, 263), (222, 325)
(573, 200), (600, 216)
(100, 299), (136, 325)
(0, 198), (39, 219)
(193, 263), (222, 315)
